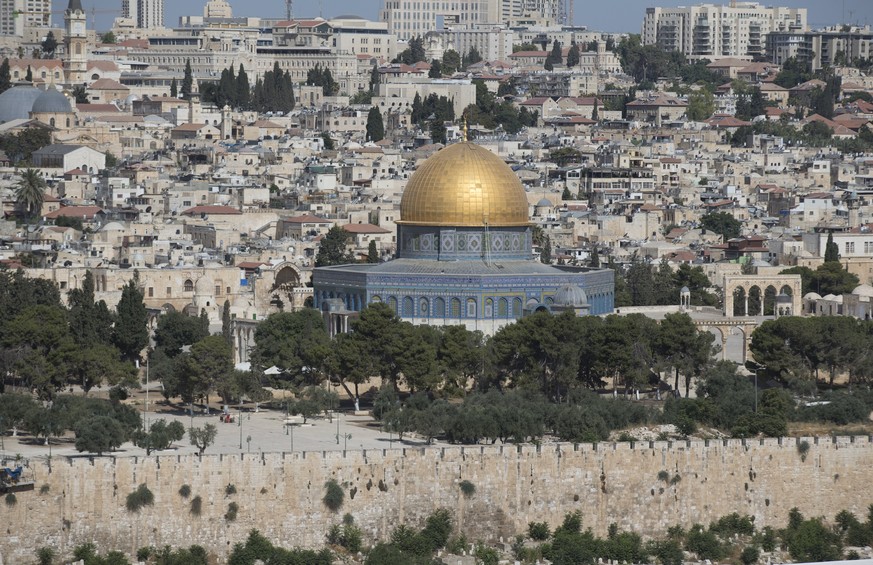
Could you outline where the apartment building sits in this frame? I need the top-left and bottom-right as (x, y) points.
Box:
(122, 0), (164, 29)
(642, 2), (806, 61)
(767, 26), (873, 71)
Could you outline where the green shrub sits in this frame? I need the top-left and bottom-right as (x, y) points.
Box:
(5, 493), (16, 506)
(225, 501), (239, 521)
(528, 521), (551, 541)
(225, 483), (237, 496)
(685, 524), (724, 560)
(459, 479), (476, 498)
(711, 513), (755, 537)
(136, 547), (152, 561)
(741, 546), (760, 565)
(125, 484), (154, 512)
(798, 440), (811, 462)
(323, 479), (344, 512)
(657, 470), (670, 482)
(669, 474), (682, 486)
(36, 547), (55, 565)
(447, 534), (469, 554)
(179, 484), (191, 498)
(190, 495), (202, 516)
(39, 484), (50, 495)
(474, 544), (499, 565)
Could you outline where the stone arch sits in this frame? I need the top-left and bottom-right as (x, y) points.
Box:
(371, 295), (382, 303)
(780, 285), (793, 296)
(763, 285), (778, 316)
(184, 279), (194, 292)
(161, 303), (176, 313)
(747, 285), (762, 317)
(271, 264), (302, 290)
(484, 298), (493, 318)
(419, 297), (429, 317)
(183, 303), (197, 316)
(387, 296), (398, 314)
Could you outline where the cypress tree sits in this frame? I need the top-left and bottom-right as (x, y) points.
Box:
(170, 77), (178, 98)
(25, 65), (32, 82)
(236, 64), (250, 110)
(181, 59), (193, 100)
(222, 300), (232, 346)
(0, 58), (11, 94)
(366, 106), (384, 142)
(113, 277), (149, 362)
(824, 232), (840, 263)
(367, 240), (379, 263)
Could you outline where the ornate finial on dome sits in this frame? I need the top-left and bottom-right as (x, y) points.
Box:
(462, 113), (468, 142)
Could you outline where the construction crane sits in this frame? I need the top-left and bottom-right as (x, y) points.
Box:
(11, 9), (63, 26)
(90, 6), (121, 29)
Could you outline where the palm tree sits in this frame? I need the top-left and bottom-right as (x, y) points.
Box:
(15, 168), (46, 221)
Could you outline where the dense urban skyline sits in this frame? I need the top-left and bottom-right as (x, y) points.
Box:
(51, 0), (873, 33)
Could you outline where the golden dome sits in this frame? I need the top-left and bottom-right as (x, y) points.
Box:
(399, 142), (530, 227)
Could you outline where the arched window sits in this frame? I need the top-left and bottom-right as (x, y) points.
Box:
(387, 296), (398, 314)
(466, 298), (477, 318)
(498, 298), (509, 317)
(434, 297), (445, 317)
(402, 296), (413, 317)
(66, 118), (70, 128)
(484, 298), (493, 318)
(419, 298), (429, 317)
(450, 298), (461, 318)
(512, 298), (523, 318)
(371, 295), (382, 303)
(184, 279), (194, 292)
(49, 118), (55, 127)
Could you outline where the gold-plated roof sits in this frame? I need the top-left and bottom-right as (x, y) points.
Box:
(399, 142), (530, 227)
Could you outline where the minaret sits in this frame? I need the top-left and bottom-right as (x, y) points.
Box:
(64, 0), (87, 86)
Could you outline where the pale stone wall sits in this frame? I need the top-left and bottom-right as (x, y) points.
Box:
(3, 437), (872, 563)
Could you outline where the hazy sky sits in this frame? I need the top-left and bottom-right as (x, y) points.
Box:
(58, 0), (873, 34)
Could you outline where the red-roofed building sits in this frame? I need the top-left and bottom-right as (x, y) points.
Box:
(44, 205), (104, 222)
(277, 214), (334, 239)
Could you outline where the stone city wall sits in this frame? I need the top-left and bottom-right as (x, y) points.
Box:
(3, 436), (873, 563)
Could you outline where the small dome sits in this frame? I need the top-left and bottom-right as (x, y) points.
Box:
(100, 221), (125, 231)
(803, 292), (822, 300)
(194, 277), (212, 295)
(553, 284), (588, 307)
(852, 284), (873, 298)
(0, 84), (42, 123)
(823, 294), (837, 301)
(776, 293), (792, 303)
(125, 94), (140, 105)
(536, 197), (553, 207)
(32, 88), (72, 114)
(680, 286), (690, 294)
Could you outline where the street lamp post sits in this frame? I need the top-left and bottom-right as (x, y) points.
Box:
(238, 403), (243, 450)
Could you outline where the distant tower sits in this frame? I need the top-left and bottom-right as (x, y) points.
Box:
(64, 0), (87, 86)
(285, 0), (293, 20)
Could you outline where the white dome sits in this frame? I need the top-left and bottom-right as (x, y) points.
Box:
(851, 284), (873, 298)
(100, 221), (125, 231)
(553, 284), (588, 307)
(803, 292), (822, 300)
(194, 277), (212, 295)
